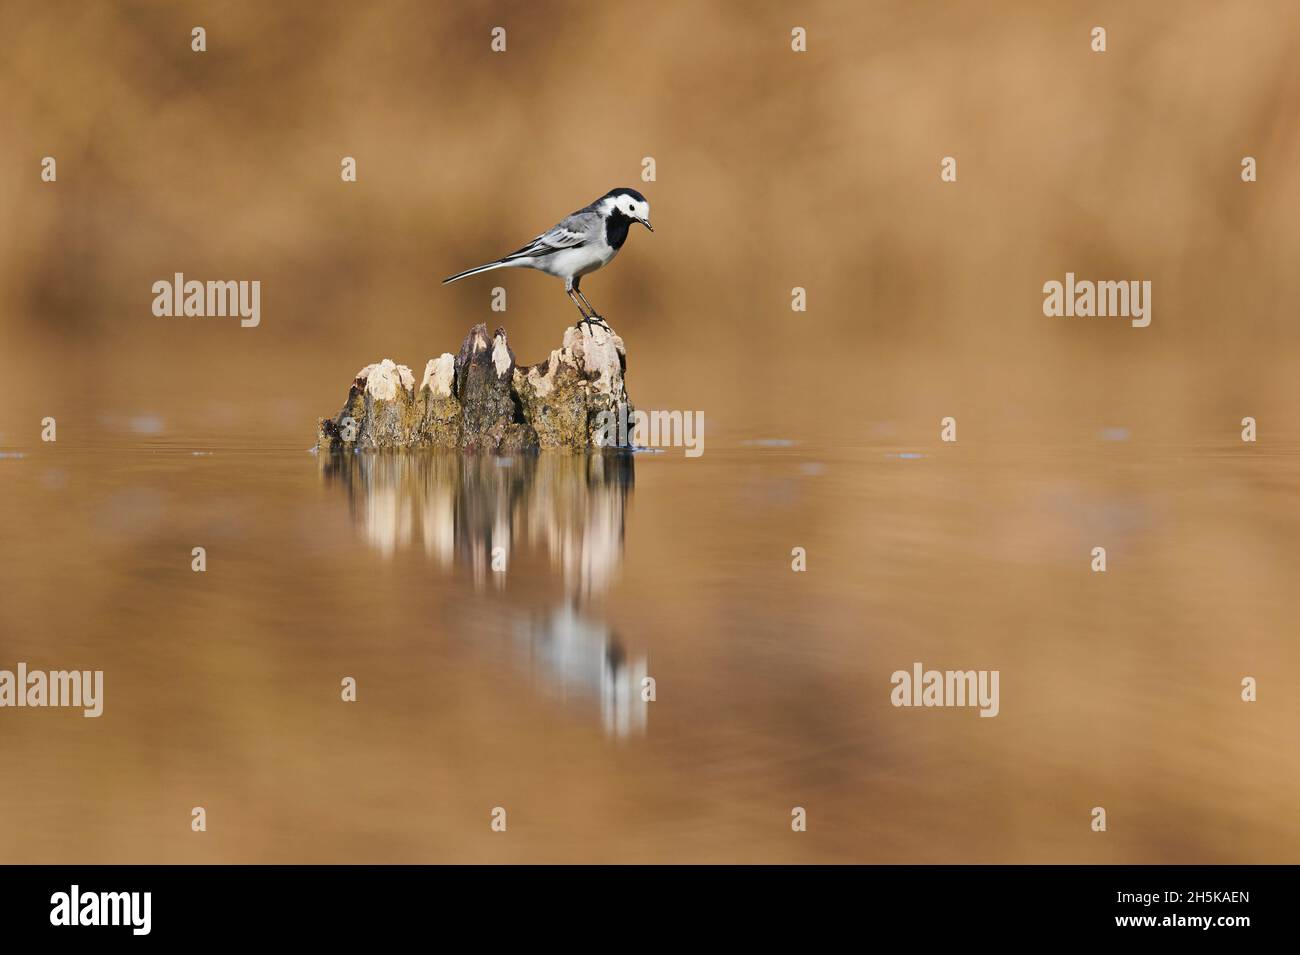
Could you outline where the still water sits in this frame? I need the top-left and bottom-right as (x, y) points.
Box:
(0, 439), (1297, 862)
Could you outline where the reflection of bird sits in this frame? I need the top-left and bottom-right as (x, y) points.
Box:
(518, 604), (648, 738)
(442, 188), (652, 326)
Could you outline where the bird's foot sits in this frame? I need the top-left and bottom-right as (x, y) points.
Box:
(579, 313), (611, 330)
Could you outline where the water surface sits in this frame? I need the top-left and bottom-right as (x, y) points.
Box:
(1, 438), (1296, 862)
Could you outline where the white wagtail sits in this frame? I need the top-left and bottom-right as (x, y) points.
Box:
(442, 187), (652, 326)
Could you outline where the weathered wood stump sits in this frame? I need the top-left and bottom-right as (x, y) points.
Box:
(316, 321), (633, 452)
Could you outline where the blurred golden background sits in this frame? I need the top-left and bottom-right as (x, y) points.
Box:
(1, 0), (1298, 444)
(0, 1), (1298, 863)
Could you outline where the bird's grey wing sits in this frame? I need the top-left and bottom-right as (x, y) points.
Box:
(502, 211), (601, 260)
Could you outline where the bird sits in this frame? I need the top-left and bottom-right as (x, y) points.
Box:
(442, 187), (652, 326)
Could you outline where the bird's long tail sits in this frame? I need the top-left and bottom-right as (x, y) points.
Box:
(442, 259), (512, 285)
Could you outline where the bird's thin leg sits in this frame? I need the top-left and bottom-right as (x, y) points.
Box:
(566, 287), (594, 324)
(575, 288), (608, 327)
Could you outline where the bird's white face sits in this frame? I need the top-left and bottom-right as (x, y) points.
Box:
(608, 194), (653, 231)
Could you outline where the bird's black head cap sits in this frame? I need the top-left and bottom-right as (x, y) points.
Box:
(604, 187), (647, 203)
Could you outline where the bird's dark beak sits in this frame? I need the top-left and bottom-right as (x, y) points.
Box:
(641, 218), (653, 232)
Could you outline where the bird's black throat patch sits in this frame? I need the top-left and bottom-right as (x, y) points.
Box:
(605, 209), (632, 250)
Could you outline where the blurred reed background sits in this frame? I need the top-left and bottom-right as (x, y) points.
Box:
(0, 0), (1297, 446)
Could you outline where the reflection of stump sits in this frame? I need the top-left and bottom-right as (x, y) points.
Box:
(316, 322), (633, 452)
(319, 450), (634, 597)
(318, 450), (644, 735)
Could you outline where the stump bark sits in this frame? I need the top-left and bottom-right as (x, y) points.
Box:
(317, 322), (633, 452)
